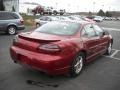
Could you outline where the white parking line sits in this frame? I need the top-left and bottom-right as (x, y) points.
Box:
(102, 27), (120, 31)
(103, 49), (120, 61)
(103, 55), (120, 61)
(112, 49), (120, 51)
(110, 50), (119, 57)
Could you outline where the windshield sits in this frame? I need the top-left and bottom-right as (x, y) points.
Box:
(35, 21), (80, 35)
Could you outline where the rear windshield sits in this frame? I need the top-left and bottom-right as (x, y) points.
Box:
(35, 22), (80, 35)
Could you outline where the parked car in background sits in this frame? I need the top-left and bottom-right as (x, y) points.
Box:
(116, 17), (120, 20)
(59, 9), (66, 15)
(55, 16), (71, 21)
(10, 21), (113, 77)
(104, 17), (112, 20)
(67, 15), (95, 23)
(42, 6), (52, 15)
(52, 8), (65, 15)
(86, 16), (94, 20)
(93, 16), (104, 22)
(0, 11), (25, 35)
(82, 17), (95, 23)
(68, 16), (83, 21)
(74, 15), (95, 23)
(35, 16), (59, 27)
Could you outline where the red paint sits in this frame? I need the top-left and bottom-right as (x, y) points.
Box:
(10, 21), (112, 75)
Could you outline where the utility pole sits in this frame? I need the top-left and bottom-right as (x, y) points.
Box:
(109, 6), (111, 11)
(102, 4), (104, 10)
(93, 1), (95, 13)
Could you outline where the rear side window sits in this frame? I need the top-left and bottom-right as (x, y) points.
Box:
(0, 12), (19, 20)
(81, 24), (96, 37)
(84, 24), (96, 37)
(93, 24), (103, 36)
(11, 13), (20, 19)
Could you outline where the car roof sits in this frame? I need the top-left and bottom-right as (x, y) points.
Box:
(57, 20), (94, 25)
(0, 11), (15, 13)
(0, 11), (20, 16)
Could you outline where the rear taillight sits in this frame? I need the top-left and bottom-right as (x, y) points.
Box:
(38, 44), (61, 53)
(20, 19), (24, 24)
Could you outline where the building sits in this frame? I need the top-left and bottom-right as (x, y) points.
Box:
(19, 2), (39, 15)
(0, 0), (19, 12)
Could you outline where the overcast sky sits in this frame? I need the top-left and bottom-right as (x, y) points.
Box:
(20, 0), (120, 12)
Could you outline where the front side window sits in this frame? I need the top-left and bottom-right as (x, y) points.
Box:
(93, 24), (103, 36)
(83, 24), (96, 37)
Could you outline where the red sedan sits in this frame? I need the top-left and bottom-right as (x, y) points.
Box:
(10, 21), (113, 77)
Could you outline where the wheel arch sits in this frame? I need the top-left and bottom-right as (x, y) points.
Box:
(7, 24), (17, 31)
(78, 49), (87, 62)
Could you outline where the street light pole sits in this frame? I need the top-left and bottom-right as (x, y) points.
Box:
(93, 1), (95, 13)
(109, 6), (111, 11)
(102, 4), (104, 10)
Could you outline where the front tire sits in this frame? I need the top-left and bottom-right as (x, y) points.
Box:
(70, 52), (84, 77)
(105, 43), (112, 55)
(36, 23), (40, 28)
(7, 26), (16, 35)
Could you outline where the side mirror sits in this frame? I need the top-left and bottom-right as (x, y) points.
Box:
(100, 31), (106, 37)
(103, 31), (106, 35)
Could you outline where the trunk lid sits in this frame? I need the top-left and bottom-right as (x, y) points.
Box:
(19, 32), (69, 43)
(15, 32), (69, 52)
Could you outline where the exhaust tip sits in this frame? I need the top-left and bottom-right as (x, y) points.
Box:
(14, 60), (17, 63)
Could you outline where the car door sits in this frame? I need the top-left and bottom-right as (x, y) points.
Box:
(81, 24), (101, 62)
(93, 24), (109, 54)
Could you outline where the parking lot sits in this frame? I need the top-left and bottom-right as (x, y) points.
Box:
(0, 21), (120, 90)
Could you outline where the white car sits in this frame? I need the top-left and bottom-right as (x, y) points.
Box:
(35, 16), (59, 28)
(93, 16), (104, 22)
(68, 16), (83, 21)
(55, 16), (71, 21)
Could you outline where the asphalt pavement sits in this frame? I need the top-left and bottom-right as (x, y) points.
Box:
(0, 21), (120, 90)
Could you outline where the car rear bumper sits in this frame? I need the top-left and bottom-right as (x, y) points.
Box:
(17, 25), (25, 30)
(10, 46), (70, 75)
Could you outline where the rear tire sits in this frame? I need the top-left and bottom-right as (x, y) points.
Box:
(53, 11), (57, 15)
(70, 52), (85, 77)
(40, 12), (44, 15)
(7, 26), (16, 35)
(60, 13), (63, 15)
